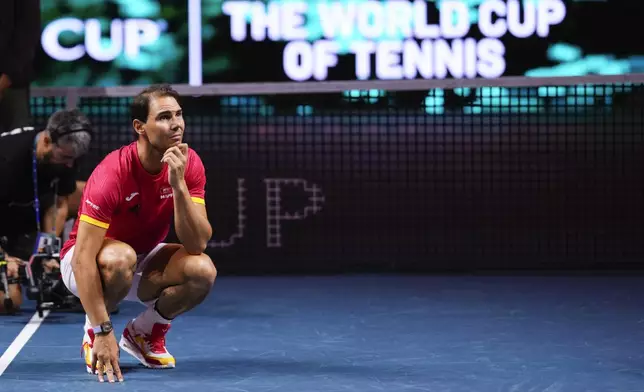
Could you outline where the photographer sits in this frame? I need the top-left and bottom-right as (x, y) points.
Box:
(0, 108), (92, 313)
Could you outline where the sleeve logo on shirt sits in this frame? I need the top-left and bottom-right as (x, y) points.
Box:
(85, 199), (100, 210)
(125, 192), (139, 202)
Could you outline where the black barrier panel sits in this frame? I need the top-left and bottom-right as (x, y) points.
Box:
(30, 84), (644, 273)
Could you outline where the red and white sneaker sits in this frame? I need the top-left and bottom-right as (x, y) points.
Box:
(81, 328), (95, 374)
(119, 320), (176, 369)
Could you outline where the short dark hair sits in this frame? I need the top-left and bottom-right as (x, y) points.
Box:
(46, 108), (92, 156)
(131, 83), (181, 126)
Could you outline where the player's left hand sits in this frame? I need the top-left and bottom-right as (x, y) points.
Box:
(162, 143), (188, 189)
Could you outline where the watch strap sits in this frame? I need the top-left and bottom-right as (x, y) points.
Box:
(91, 321), (113, 335)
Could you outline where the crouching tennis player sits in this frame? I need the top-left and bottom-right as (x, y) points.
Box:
(60, 84), (217, 383)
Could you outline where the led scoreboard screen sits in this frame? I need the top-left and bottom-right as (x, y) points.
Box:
(35, 0), (644, 87)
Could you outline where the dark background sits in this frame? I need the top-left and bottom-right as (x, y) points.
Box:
(29, 0), (644, 274)
(29, 82), (644, 275)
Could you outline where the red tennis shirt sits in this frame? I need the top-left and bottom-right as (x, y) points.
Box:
(61, 141), (206, 258)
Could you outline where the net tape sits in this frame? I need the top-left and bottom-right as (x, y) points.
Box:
(30, 73), (644, 101)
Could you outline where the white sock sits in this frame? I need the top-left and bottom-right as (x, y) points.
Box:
(132, 300), (171, 333)
(84, 315), (92, 332)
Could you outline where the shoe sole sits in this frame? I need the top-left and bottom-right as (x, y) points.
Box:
(119, 334), (175, 369)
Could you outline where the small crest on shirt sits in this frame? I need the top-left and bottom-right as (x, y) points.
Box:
(160, 187), (173, 200)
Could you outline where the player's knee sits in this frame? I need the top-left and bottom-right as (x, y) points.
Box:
(183, 253), (217, 288)
(97, 242), (137, 282)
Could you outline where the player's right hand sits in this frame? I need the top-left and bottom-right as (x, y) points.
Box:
(162, 143), (188, 189)
(92, 332), (124, 383)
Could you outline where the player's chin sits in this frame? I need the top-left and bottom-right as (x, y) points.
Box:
(161, 140), (180, 152)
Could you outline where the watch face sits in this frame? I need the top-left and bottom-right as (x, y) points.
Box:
(101, 321), (113, 333)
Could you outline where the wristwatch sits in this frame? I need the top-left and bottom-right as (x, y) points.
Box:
(92, 321), (113, 336)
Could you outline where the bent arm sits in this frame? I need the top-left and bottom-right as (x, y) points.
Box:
(71, 221), (110, 327)
(173, 184), (212, 254)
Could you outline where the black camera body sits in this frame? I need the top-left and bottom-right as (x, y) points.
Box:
(0, 234), (82, 317)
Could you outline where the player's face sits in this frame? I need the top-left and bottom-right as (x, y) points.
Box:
(144, 95), (185, 152)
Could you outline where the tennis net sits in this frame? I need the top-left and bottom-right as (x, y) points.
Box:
(30, 74), (644, 273)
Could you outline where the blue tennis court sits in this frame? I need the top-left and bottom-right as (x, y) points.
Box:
(2, 275), (644, 391)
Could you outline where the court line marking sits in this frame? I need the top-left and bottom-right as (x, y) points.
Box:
(0, 310), (50, 376)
